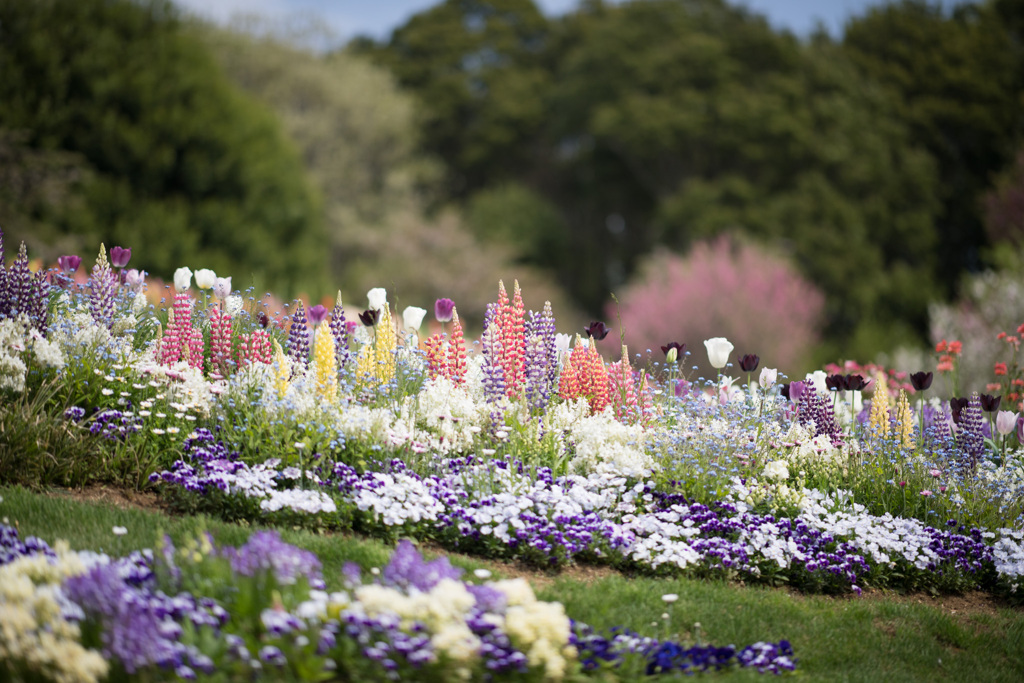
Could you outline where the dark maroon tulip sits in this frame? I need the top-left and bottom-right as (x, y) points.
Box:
(826, 374), (847, 392)
(950, 397), (969, 424)
(980, 394), (1002, 412)
(584, 321), (610, 340)
(738, 354), (760, 373)
(661, 341), (685, 357)
(845, 374), (869, 392)
(434, 298), (455, 323)
(109, 246), (131, 268)
(359, 308), (380, 326)
(257, 312), (269, 329)
(57, 255), (82, 273)
(909, 371), (933, 392)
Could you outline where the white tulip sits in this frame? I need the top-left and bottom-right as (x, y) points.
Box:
(367, 287), (388, 312)
(173, 267), (192, 292)
(194, 268), (217, 290)
(703, 337), (734, 369)
(213, 276), (232, 299)
(402, 306), (427, 334)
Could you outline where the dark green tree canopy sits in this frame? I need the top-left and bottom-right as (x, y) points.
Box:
(0, 0), (325, 294)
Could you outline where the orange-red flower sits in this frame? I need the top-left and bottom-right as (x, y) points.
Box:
(995, 362), (1008, 376)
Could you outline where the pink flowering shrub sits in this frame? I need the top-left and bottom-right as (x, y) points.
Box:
(609, 238), (824, 377)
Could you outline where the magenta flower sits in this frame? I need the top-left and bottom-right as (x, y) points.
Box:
(109, 246), (131, 268)
(57, 255), (82, 273)
(308, 304), (328, 326)
(434, 298), (455, 323)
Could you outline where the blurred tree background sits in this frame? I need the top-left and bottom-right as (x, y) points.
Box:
(2, 0), (1023, 372)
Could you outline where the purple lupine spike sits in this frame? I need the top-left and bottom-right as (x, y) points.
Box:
(481, 306), (505, 402)
(524, 305), (558, 412)
(798, 383), (844, 447)
(28, 269), (50, 335)
(329, 293), (350, 367)
(959, 393), (985, 473)
(286, 300), (309, 369)
(7, 242), (33, 320)
(88, 246), (118, 330)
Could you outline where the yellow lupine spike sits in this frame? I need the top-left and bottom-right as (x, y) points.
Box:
(271, 338), (290, 399)
(895, 389), (914, 449)
(313, 326), (338, 405)
(868, 371), (890, 438)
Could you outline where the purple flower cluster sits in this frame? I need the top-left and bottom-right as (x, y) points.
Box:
(88, 249), (118, 331)
(0, 523), (55, 566)
(0, 231), (50, 333)
(64, 559), (226, 675)
(571, 621), (796, 675)
(524, 303), (558, 412)
(286, 300), (309, 370)
(797, 383), (844, 447)
(329, 298), (351, 367)
(220, 530), (325, 589)
(959, 393), (986, 472)
(89, 408), (143, 441)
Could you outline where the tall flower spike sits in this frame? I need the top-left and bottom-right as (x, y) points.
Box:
(895, 389), (915, 450)
(160, 292), (193, 366)
(959, 393), (985, 473)
(272, 338), (290, 399)
(88, 244), (118, 330)
(313, 325), (338, 405)
(446, 307), (468, 385)
(208, 304), (233, 379)
(608, 345), (641, 425)
(0, 228), (6, 319)
(495, 280), (526, 398)
(286, 300), (309, 370)
(523, 302), (557, 411)
(868, 371), (891, 439)
(329, 291), (350, 367)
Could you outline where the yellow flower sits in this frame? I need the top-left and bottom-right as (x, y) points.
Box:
(895, 389), (915, 449)
(868, 371), (890, 438)
(313, 326), (338, 404)
(272, 339), (290, 399)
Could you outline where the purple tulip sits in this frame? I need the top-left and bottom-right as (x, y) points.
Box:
(788, 380), (806, 403)
(1017, 414), (1024, 445)
(584, 321), (610, 340)
(57, 255), (82, 273)
(949, 397), (969, 424)
(909, 371), (933, 392)
(980, 394), (1002, 413)
(359, 308), (380, 326)
(308, 304), (328, 326)
(661, 341), (685, 357)
(434, 298), (455, 323)
(845, 374), (869, 392)
(109, 246), (131, 268)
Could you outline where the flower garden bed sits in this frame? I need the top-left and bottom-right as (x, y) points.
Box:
(2, 232), (1024, 680)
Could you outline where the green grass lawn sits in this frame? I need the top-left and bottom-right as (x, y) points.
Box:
(4, 484), (1023, 682)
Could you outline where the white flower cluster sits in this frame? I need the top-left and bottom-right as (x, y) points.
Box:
(0, 315), (29, 392)
(260, 488), (338, 515)
(993, 528), (1024, 586)
(0, 543), (108, 683)
(401, 377), (489, 454)
(352, 471), (446, 526)
(567, 410), (655, 477)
